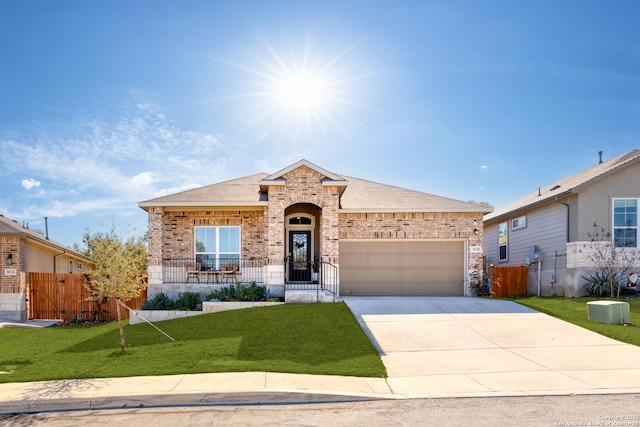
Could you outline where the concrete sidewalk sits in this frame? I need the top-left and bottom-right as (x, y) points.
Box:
(2, 297), (640, 414)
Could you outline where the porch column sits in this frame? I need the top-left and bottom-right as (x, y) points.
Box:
(147, 207), (165, 285)
(319, 185), (340, 263)
(265, 197), (285, 294)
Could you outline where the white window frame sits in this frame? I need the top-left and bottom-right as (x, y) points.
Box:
(612, 198), (638, 248)
(195, 226), (241, 270)
(498, 221), (508, 262)
(511, 215), (526, 231)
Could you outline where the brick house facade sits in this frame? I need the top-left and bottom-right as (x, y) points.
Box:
(139, 160), (491, 300)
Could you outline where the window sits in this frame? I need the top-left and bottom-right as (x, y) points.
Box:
(511, 215), (526, 230)
(498, 221), (508, 261)
(613, 199), (638, 248)
(289, 216), (312, 225)
(69, 260), (73, 273)
(195, 226), (240, 270)
(77, 262), (83, 270)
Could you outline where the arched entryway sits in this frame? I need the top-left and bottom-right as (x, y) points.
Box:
(285, 203), (321, 283)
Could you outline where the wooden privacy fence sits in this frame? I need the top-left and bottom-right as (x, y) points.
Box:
(29, 272), (147, 322)
(491, 266), (528, 297)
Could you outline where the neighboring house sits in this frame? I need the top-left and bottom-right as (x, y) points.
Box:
(138, 159), (491, 301)
(0, 215), (97, 321)
(483, 149), (640, 297)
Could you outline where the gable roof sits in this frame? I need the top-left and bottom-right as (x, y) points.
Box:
(138, 173), (270, 208)
(261, 159), (347, 183)
(485, 149), (640, 222)
(139, 160), (492, 214)
(339, 176), (489, 212)
(0, 215), (96, 264)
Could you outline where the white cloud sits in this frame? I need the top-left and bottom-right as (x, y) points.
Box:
(129, 172), (154, 188)
(480, 165), (489, 170)
(21, 178), (41, 190)
(0, 96), (233, 222)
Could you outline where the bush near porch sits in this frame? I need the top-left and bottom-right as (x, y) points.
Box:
(0, 302), (386, 383)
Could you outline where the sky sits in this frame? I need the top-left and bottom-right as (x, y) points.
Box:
(1, 0), (639, 249)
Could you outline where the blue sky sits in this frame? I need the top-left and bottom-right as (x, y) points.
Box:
(1, 1), (639, 248)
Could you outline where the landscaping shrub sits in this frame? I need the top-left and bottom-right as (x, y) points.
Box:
(583, 272), (617, 297)
(140, 292), (202, 310)
(174, 292), (202, 311)
(141, 293), (174, 310)
(207, 282), (267, 302)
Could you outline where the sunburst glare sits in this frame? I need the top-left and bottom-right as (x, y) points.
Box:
(219, 37), (366, 141)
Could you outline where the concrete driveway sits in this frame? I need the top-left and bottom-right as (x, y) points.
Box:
(343, 296), (640, 397)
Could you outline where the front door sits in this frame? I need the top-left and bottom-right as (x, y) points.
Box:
(289, 230), (311, 282)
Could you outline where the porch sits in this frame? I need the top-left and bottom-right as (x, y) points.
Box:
(157, 258), (339, 302)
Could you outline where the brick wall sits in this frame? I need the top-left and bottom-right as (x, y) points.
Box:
(1, 237), (24, 293)
(147, 209), (266, 264)
(339, 211), (485, 271)
(144, 164), (486, 285)
(265, 165), (341, 263)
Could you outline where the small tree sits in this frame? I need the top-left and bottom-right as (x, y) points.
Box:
(81, 225), (148, 351)
(587, 224), (640, 298)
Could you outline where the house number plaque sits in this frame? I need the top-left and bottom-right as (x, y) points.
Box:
(4, 268), (17, 276)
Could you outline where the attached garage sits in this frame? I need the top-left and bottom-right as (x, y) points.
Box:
(339, 240), (466, 296)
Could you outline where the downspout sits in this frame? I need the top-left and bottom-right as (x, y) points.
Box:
(554, 197), (570, 296)
(53, 251), (66, 273)
(537, 258), (542, 297)
(554, 197), (570, 243)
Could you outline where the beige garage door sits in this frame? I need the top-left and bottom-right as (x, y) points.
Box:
(339, 240), (465, 296)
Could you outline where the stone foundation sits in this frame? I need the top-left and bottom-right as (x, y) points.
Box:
(0, 293), (26, 322)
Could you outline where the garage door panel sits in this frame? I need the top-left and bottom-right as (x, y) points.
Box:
(340, 241), (464, 296)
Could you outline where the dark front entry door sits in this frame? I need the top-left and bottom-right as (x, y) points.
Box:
(289, 231), (311, 282)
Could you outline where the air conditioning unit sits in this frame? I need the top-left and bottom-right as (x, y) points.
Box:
(587, 301), (630, 324)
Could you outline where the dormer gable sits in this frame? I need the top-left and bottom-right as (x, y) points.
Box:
(258, 159), (348, 196)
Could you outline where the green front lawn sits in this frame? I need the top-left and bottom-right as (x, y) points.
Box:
(0, 302), (386, 383)
(509, 296), (640, 347)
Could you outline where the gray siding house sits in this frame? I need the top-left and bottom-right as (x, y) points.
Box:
(483, 149), (640, 297)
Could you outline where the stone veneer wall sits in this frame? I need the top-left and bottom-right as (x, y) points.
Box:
(564, 241), (640, 297)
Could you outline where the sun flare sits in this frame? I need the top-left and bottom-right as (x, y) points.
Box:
(220, 38), (364, 140)
(277, 73), (324, 111)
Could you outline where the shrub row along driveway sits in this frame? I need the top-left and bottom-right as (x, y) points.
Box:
(343, 296), (640, 397)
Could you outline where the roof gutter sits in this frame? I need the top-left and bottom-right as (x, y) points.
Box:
(485, 189), (572, 224)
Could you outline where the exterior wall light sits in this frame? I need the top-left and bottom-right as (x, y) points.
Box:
(5, 253), (13, 265)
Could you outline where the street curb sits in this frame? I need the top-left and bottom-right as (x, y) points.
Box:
(0, 392), (383, 415)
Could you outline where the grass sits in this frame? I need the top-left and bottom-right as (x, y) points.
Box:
(508, 296), (640, 347)
(0, 302), (386, 383)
